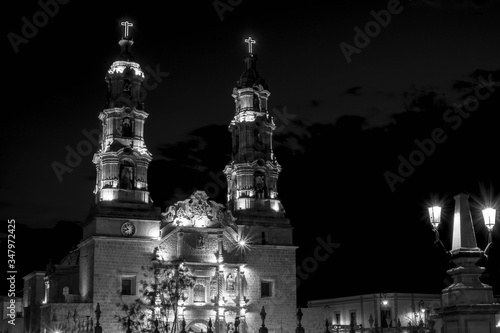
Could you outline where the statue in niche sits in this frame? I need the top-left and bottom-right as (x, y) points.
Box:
(226, 273), (235, 292)
(210, 278), (217, 302)
(230, 178), (237, 201)
(253, 93), (260, 110)
(123, 80), (131, 95)
(119, 161), (134, 189)
(254, 173), (265, 198)
(253, 128), (264, 151)
(196, 234), (205, 249)
(121, 117), (133, 137)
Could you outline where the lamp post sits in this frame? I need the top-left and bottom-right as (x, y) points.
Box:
(427, 203), (496, 257)
(482, 207), (496, 257)
(418, 300), (425, 330)
(380, 293), (388, 333)
(426, 194), (500, 333)
(427, 206), (449, 257)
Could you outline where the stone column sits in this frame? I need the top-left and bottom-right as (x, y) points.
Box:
(436, 193), (500, 332)
(216, 232), (225, 333)
(177, 232), (183, 259)
(217, 266), (225, 333)
(237, 266), (242, 306)
(236, 266), (247, 333)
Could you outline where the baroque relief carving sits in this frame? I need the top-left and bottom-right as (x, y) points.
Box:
(162, 191), (236, 228)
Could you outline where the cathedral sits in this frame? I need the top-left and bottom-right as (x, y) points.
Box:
(22, 23), (297, 333)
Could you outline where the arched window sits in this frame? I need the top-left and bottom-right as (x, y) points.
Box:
(119, 160), (134, 190)
(121, 117), (133, 137)
(254, 171), (266, 198)
(193, 284), (205, 303)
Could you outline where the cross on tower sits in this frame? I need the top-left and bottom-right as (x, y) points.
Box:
(121, 21), (134, 38)
(244, 37), (256, 54)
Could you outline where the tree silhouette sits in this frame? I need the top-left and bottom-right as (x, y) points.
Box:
(116, 248), (195, 333)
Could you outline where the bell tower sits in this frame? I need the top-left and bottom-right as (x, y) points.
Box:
(224, 37), (292, 246)
(224, 37), (284, 214)
(79, 21), (160, 307)
(82, 20), (160, 240)
(221, 38), (296, 333)
(93, 20), (152, 204)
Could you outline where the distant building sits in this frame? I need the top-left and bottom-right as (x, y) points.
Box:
(302, 293), (443, 332)
(22, 26), (296, 333)
(22, 272), (44, 333)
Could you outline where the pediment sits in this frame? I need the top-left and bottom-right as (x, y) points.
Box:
(161, 191), (237, 229)
(156, 191), (252, 264)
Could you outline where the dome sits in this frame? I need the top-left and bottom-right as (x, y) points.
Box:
(117, 38), (136, 62)
(236, 54), (269, 90)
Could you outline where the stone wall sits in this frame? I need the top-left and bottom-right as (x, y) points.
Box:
(92, 237), (156, 333)
(86, 227), (296, 333)
(243, 246), (296, 333)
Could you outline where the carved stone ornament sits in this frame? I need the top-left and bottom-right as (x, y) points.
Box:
(162, 190), (236, 228)
(196, 234), (205, 249)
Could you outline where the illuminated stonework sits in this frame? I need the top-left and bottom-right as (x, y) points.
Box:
(92, 34), (152, 204)
(107, 60), (144, 77)
(23, 34), (297, 333)
(224, 38), (284, 213)
(162, 190), (236, 227)
(153, 190), (252, 331)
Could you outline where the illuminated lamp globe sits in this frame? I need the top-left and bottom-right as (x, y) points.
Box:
(428, 206), (441, 229)
(482, 207), (496, 231)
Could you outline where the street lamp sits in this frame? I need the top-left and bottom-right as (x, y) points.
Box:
(427, 205), (449, 257)
(380, 293), (388, 333)
(418, 300), (426, 329)
(425, 193), (500, 332)
(482, 207), (496, 256)
(428, 202), (496, 258)
(428, 206), (441, 229)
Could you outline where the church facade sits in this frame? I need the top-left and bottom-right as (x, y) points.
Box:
(23, 25), (297, 333)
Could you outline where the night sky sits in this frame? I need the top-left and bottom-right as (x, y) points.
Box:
(3, 0), (500, 306)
